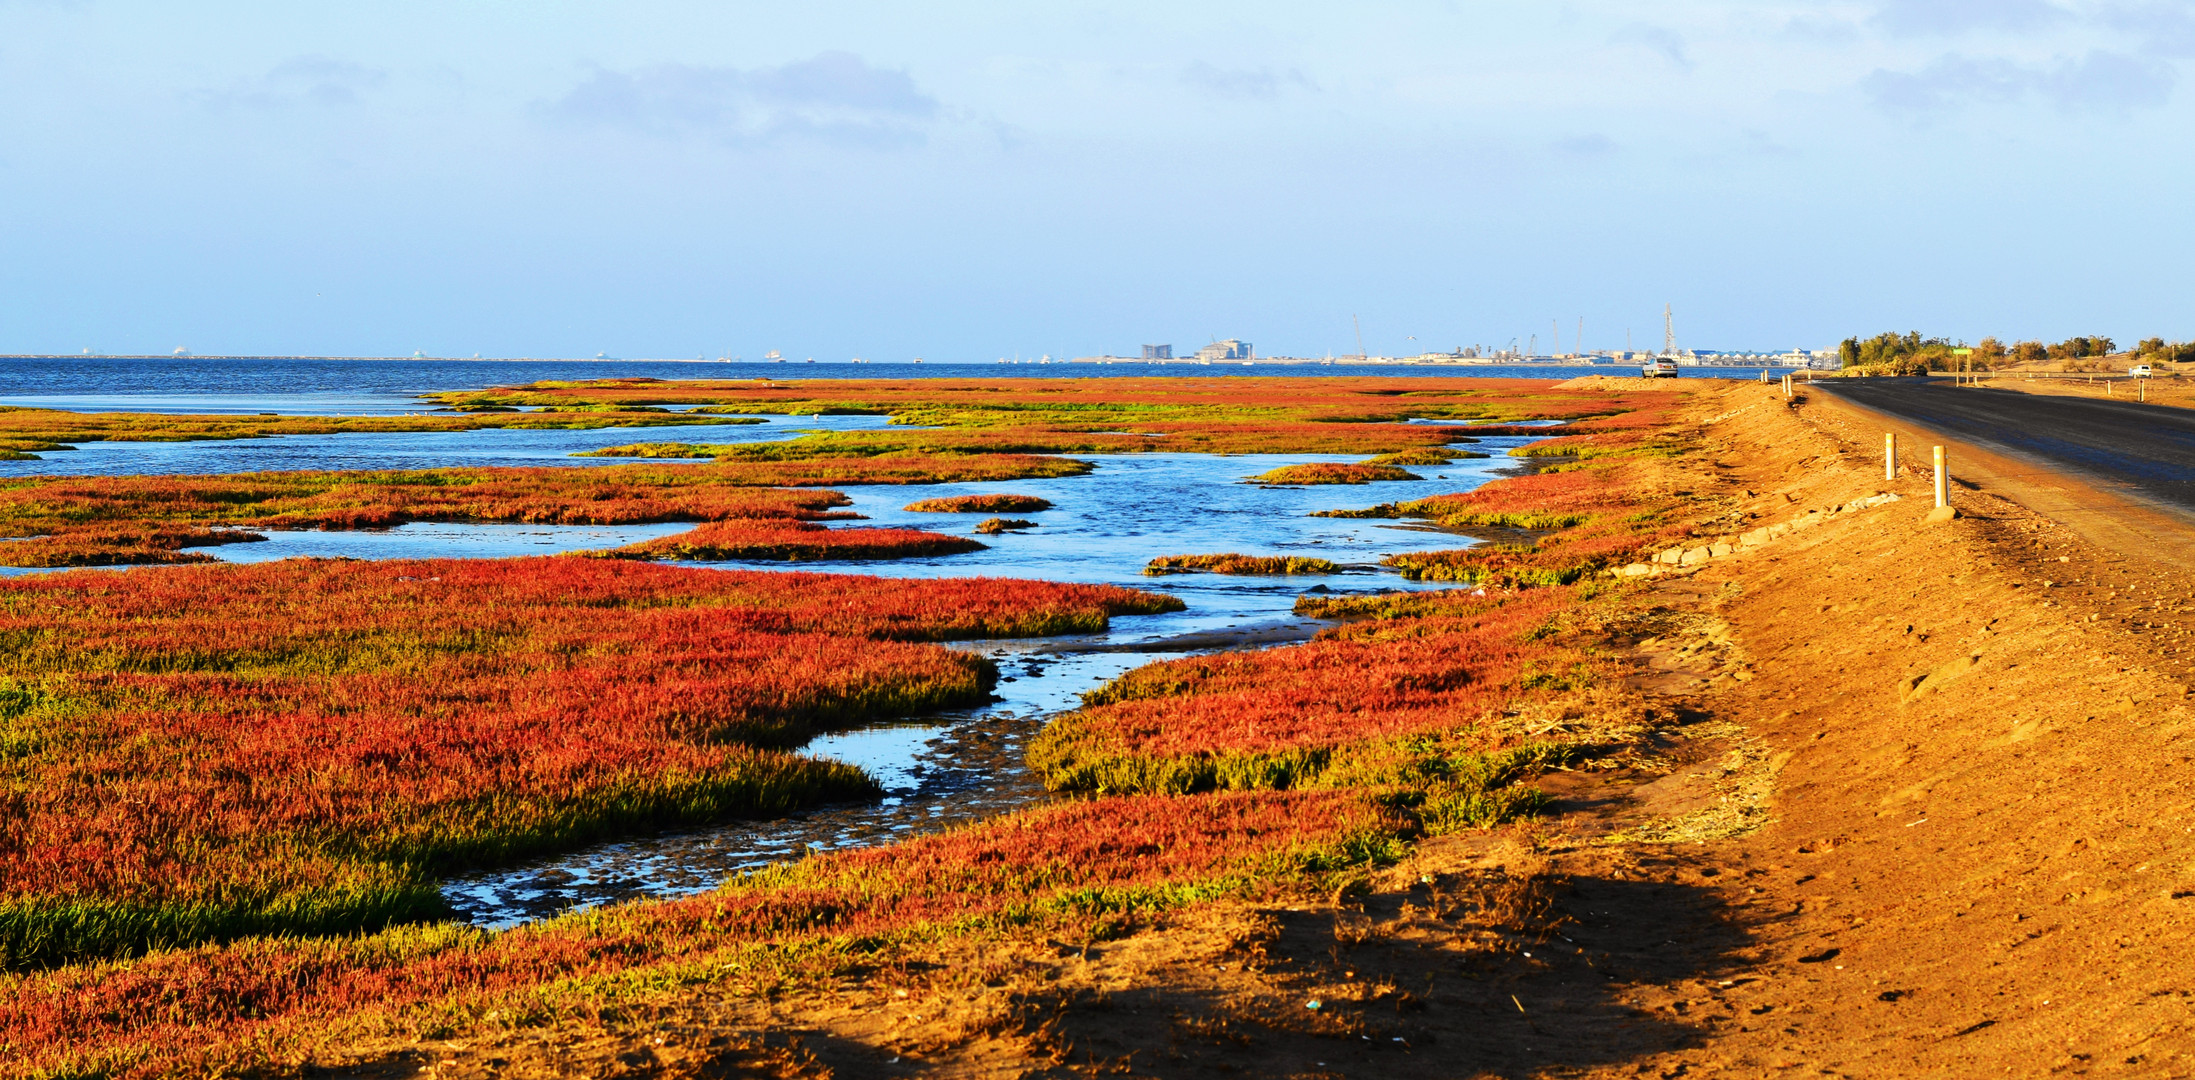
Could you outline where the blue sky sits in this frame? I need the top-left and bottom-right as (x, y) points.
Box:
(1, 1), (2190, 359)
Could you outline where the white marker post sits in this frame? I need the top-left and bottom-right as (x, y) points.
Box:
(1885, 432), (1897, 481)
(1933, 445), (1948, 509)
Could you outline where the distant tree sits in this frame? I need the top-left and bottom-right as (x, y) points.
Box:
(2141, 340), (2195, 365)
(1968, 337), (2007, 370)
(2011, 340), (2048, 365)
(1839, 331), (1948, 375)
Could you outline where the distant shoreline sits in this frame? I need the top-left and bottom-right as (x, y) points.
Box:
(2, 354), (1815, 368)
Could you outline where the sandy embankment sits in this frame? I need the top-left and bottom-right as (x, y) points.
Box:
(320, 380), (2195, 1079)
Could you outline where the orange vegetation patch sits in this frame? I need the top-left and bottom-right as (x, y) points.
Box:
(903, 493), (1054, 513)
(611, 520), (984, 561)
(1250, 462), (1420, 485)
(0, 557), (1181, 969)
(1374, 462), (1692, 584)
(1, 789), (1407, 1078)
(1029, 586), (1600, 792)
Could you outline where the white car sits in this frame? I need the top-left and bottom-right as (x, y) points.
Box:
(1641, 358), (1679, 378)
(2130, 364), (2153, 378)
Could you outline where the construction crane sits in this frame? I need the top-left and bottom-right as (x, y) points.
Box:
(1352, 314), (1366, 360)
(1663, 304), (1678, 357)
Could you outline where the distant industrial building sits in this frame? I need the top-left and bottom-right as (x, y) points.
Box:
(1195, 339), (1253, 361)
(1142, 344), (1172, 360)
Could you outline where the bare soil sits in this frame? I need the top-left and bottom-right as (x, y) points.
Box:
(316, 381), (2195, 1078)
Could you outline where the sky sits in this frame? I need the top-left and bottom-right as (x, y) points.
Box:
(1, 1), (2191, 360)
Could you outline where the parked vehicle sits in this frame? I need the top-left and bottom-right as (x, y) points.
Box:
(1641, 358), (1679, 378)
(2130, 364), (2153, 378)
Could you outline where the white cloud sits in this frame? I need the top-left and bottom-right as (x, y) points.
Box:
(545, 51), (939, 147)
(1553, 133), (1617, 157)
(1610, 24), (1692, 70)
(1870, 0), (2070, 36)
(1866, 49), (2174, 111)
(1179, 62), (1315, 99)
(2100, 0), (2195, 56)
(195, 56), (386, 110)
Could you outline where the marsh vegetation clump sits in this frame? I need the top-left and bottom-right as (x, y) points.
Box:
(905, 493), (1053, 513)
(1365, 447), (1488, 466)
(615, 520), (985, 560)
(1250, 462), (1420, 485)
(1142, 554), (1338, 576)
(974, 517), (1037, 534)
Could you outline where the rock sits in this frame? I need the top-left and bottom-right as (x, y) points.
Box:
(1709, 542), (1735, 558)
(1618, 563), (1654, 577)
(1924, 505), (1959, 524)
(1681, 546), (1711, 566)
(1768, 523), (1790, 538)
(1657, 548), (1684, 565)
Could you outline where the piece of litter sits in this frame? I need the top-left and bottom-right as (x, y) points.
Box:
(1512, 994), (1527, 1014)
(1305, 999), (1322, 1011)
(1904, 819), (1928, 827)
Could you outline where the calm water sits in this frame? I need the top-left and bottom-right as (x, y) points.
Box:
(0, 355), (1778, 416)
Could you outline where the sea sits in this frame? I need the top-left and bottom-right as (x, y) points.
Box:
(0, 355), (1784, 415)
